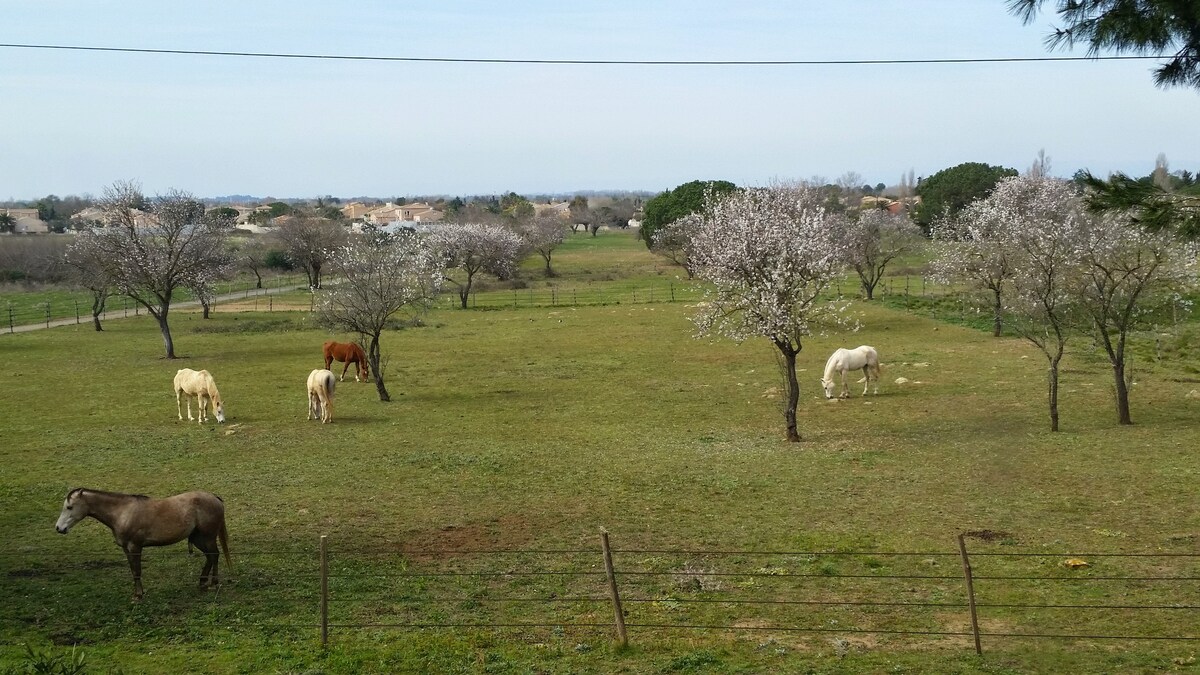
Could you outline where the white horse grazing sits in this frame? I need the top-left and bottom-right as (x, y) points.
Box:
(307, 369), (336, 424)
(174, 368), (226, 424)
(821, 346), (881, 399)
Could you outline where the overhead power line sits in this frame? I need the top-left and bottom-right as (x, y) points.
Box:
(0, 42), (1171, 66)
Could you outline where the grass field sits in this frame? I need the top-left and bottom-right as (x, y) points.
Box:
(2, 231), (1199, 673)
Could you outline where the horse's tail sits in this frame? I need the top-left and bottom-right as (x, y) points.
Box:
(218, 519), (233, 573)
(324, 370), (336, 398)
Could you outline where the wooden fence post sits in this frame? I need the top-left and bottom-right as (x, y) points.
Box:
(75, 300), (80, 324)
(320, 534), (329, 648)
(600, 529), (628, 647)
(957, 534), (983, 655)
(8, 305), (13, 333)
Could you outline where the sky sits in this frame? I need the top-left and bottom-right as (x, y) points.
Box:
(2, 1), (1198, 200)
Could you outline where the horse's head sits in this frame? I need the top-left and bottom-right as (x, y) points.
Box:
(820, 378), (836, 399)
(55, 489), (89, 534)
(213, 397), (226, 424)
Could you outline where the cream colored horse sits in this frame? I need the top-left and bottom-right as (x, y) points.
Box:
(307, 369), (336, 423)
(55, 488), (232, 600)
(821, 345), (881, 399)
(174, 368), (225, 424)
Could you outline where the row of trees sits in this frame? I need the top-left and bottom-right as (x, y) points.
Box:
(648, 171), (1197, 442)
(61, 182), (585, 403)
(933, 175), (1197, 430)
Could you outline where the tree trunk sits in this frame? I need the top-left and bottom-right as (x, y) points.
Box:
(458, 287), (469, 309)
(155, 307), (175, 359)
(1113, 358), (1132, 425)
(91, 293), (106, 332)
(369, 333), (390, 402)
(542, 254), (555, 277)
(1097, 325), (1133, 425)
(992, 288), (1003, 337)
(312, 263), (323, 289)
(201, 301), (211, 319)
(775, 340), (802, 442)
(863, 281), (876, 300)
(1048, 352), (1062, 432)
(253, 269), (263, 289)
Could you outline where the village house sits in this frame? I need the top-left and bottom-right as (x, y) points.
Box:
(363, 202), (444, 226)
(1, 208), (49, 234)
(339, 202), (374, 220)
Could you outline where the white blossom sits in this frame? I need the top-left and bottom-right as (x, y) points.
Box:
(318, 230), (443, 402)
(686, 183), (849, 442)
(432, 223), (524, 308)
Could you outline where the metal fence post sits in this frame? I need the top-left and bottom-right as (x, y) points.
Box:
(957, 534), (983, 655)
(44, 304), (50, 328)
(320, 535), (329, 648)
(600, 529), (629, 647)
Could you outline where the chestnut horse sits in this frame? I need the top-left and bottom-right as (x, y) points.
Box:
(323, 340), (370, 382)
(55, 488), (232, 600)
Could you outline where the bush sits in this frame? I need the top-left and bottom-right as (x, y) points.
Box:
(264, 250), (294, 271)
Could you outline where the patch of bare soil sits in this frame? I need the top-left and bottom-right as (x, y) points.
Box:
(962, 529), (1014, 543)
(399, 514), (539, 559)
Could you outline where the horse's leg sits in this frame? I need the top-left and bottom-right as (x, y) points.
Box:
(176, 389), (184, 421)
(323, 390), (333, 423)
(307, 391), (316, 420)
(192, 533), (219, 588)
(862, 367), (870, 396)
(340, 360), (351, 382)
(124, 543), (144, 600)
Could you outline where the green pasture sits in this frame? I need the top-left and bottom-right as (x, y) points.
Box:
(2, 233), (1200, 673)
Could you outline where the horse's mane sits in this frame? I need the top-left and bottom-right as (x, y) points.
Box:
(205, 373), (222, 402)
(70, 488), (150, 500)
(822, 349), (844, 381)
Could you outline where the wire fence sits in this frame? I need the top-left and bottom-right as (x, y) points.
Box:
(4, 532), (1197, 654)
(1, 274), (309, 331)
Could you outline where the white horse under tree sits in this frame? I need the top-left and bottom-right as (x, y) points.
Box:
(173, 368), (226, 424)
(821, 345), (882, 399)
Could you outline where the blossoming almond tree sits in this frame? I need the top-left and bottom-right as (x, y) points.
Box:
(841, 208), (923, 300)
(514, 214), (567, 277)
(1077, 212), (1198, 425)
(318, 230), (443, 402)
(432, 223), (523, 309)
(67, 181), (232, 358)
(962, 176), (1093, 431)
(688, 184), (849, 442)
(930, 210), (1018, 338)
